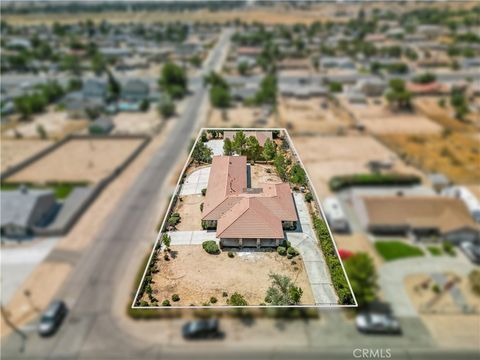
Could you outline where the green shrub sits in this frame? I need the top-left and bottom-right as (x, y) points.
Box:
(210, 296), (218, 304)
(313, 216), (354, 305)
(202, 240), (220, 254)
(442, 241), (456, 256)
(287, 247), (299, 257)
(228, 292), (248, 306)
(228, 251), (234, 258)
(277, 246), (287, 256)
(201, 188), (207, 196)
(432, 284), (441, 294)
(172, 294), (180, 302)
(200, 203), (204, 212)
(329, 174), (421, 191)
(427, 246), (442, 256)
(168, 213), (181, 227)
(305, 193), (314, 202)
(469, 270), (480, 296)
(162, 299), (171, 306)
(222, 291), (228, 297)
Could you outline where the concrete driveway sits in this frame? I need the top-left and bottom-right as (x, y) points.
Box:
(167, 230), (218, 245)
(379, 256), (476, 317)
(179, 166), (210, 195)
(206, 139), (224, 156)
(286, 192), (338, 305)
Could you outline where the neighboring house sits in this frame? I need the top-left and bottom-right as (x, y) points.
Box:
(354, 195), (479, 244)
(121, 79), (150, 102)
(442, 186), (480, 223)
(82, 79), (108, 100)
(355, 78), (387, 97)
(277, 58), (311, 71)
(406, 81), (448, 96)
(236, 47), (262, 59)
(201, 156), (298, 248)
(63, 91), (105, 119)
(223, 130), (273, 147)
(321, 57), (355, 70)
(1, 187), (57, 237)
(279, 83), (328, 99)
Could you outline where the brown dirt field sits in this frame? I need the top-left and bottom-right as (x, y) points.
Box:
(405, 273), (480, 349)
(6, 138), (144, 184)
(278, 97), (347, 135)
(250, 163), (281, 187)
(175, 195), (203, 231)
(112, 107), (163, 135)
(293, 135), (425, 197)
(1, 139), (53, 172)
(149, 245), (315, 306)
(379, 133), (480, 184)
(2, 109), (88, 139)
(208, 106), (276, 128)
(414, 97), (479, 132)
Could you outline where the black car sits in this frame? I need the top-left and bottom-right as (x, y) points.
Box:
(38, 300), (68, 337)
(182, 319), (221, 340)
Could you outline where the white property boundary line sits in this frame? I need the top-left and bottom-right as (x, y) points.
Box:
(131, 128), (358, 309)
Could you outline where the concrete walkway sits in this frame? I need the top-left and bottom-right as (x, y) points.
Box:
(287, 193), (338, 305)
(167, 230), (218, 245)
(179, 167), (210, 196)
(379, 257), (475, 317)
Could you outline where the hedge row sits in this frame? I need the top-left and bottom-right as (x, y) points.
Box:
(329, 173), (421, 191)
(312, 215), (354, 305)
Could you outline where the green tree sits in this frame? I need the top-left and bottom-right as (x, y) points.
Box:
(245, 136), (261, 162)
(450, 89), (470, 121)
(210, 85), (231, 108)
(469, 270), (480, 297)
(255, 74), (277, 105)
(262, 138), (276, 161)
(192, 141), (213, 164)
(159, 62), (188, 99)
(228, 292), (248, 306)
(413, 72), (436, 84)
(264, 274), (303, 305)
(344, 253), (377, 308)
(107, 69), (121, 101)
(232, 130), (247, 155)
(223, 138), (234, 155)
(273, 152), (288, 181)
(289, 163), (307, 186)
(36, 124), (47, 139)
(237, 61), (249, 76)
(91, 52), (106, 76)
(158, 95), (175, 119)
(61, 54), (82, 75)
(385, 78), (412, 111)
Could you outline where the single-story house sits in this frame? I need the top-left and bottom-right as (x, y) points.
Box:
(236, 47), (262, 59)
(355, 78), (388, 97)
(354, 195), (479, 244)
(223, 130), (273, 147)
(121, 79), (150, 103)
(1, 187), (57, 238)
(201, 156), (298, 248)
(82, 78), (108, 99)
(406, 81), (449, 96)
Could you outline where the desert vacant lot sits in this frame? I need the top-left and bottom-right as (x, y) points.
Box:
(208, 106), (276, 128)
(342, 99), (442, 135)
(278, 97), (347, 135)
(1, 139), (53, 172)
(293, 135), (424, 196)
(112, 107), (163, 135)
(380, 133), (480, 184)
(3, 110), (88, 139)
(175, 195), (203, 231)
(148, 245), (315, 306)
(6, 138), (144, 183)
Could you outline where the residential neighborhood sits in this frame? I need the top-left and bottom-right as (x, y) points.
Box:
(1, 1), (479, 359)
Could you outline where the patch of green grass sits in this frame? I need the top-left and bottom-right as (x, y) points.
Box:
(374, 241), (424, 261)
(1, 182), (85, 200)
(427, 246), (443, 256)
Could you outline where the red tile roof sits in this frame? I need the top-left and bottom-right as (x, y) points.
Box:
(201, 155), (298, 239)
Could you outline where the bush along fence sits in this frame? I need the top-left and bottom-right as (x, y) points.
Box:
(312, 215), (354, 305)
(329, 173), (421, 192)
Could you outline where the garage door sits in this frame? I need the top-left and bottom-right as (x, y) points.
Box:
(220, 238), (240, 248)
(243, 239), (257, 248)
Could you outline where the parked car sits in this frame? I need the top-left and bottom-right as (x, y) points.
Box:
(460, 241), (480, 264)
(38, 300), (68, 337)
(356, 311), (401, 335)
(182, 319), (222, 339)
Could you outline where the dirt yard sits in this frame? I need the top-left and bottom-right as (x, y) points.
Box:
(250, 163), (281, 187)
(175, 195), (204, 231)
(6, 137), (144, 183)
(1, 139), (53, 172)
(293, 135), (425, 196)
(2, 109), (88, 139)
(379, 133), (480, 184)
(149, 245), (315, 306)
(112, 107), (163, 135)
(333, 233), (383, 269)
(208, 106), (276, 128)
(342, 98), (442, 135)
(405, 273), (480, 349)
(278, 97), (347, 135)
